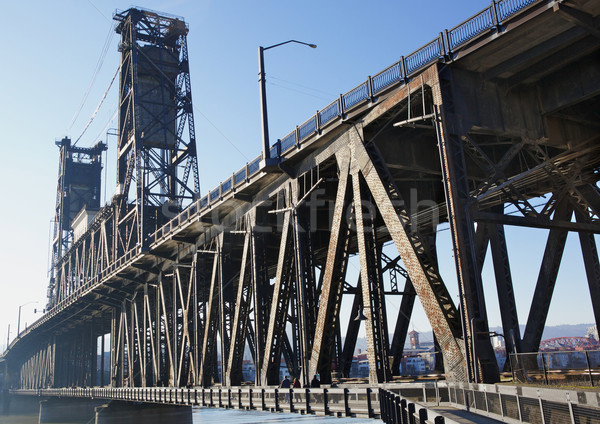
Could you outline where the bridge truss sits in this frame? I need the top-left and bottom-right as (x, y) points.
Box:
(4, 0), (600, 391)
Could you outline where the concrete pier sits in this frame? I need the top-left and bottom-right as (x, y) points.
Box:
(95, 401), (193, 424)
(0, 392), (41, 416)
(39, 398), (104, 423)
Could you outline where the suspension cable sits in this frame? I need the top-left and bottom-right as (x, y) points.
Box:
(73, 64), (120, 146)
(67, 23), (115, 133)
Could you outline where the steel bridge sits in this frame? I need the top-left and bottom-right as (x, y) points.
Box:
(2, 0), (600, 417)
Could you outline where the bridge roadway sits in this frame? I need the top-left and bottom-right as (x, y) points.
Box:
(2, 0), (600, 416)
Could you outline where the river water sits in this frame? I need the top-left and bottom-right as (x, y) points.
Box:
(1, 406), (383, 423)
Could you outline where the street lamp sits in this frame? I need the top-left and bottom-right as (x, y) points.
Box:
(259, 40), (316, 167)
(17, 301), (38, 337)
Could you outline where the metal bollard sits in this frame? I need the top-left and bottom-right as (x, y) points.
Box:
(401, 398), (408, 424)
(408, 401), (416, 424)
(419, 408), (428, 424)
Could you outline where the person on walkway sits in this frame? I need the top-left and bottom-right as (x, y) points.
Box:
(279, 375), (291, 402)
(280, 375), (291, 388)
(310, 374), (320, 388)
(292, 377), (301, 401)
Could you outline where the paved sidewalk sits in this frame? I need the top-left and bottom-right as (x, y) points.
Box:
(428, 406), (505, 424)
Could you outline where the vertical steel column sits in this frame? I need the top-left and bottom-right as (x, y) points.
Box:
(251, 209), (269, 386)
(292, 183), (318, 386)
(434, 100), (498, 382)
(390, 279), (416, 375)
(199, 245), (220, 386)
(340, 281), (362, 378)
(158, 273), (175, 386)
(90, 321), (97, 387)
(172, 266), (179, 386)
(576, 211), (600, 333)
(143, 283), (149, 386)
(261, 205), (294, 386)
(488, 220), (522, 358)
(309, 152), (351, 384)
(522, 199), (573, 352)
(352, 171), (391, 383)
(101, 333), (106, 387)
(110, 307), (118, 387)
(351, 123), (466, 381)
(193, 252), (200, 387)
(218, 233), (233, 385)
(227, 227), (252, 386)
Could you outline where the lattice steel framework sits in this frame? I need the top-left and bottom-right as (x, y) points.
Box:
(48, 137), (106, 308)
(113, 8), (200, 252)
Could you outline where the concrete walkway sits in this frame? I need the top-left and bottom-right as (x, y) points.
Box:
(428, 406), (505, 424)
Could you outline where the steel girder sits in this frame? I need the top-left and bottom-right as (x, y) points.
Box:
(352, 170), (392, 383)
(351, 125), (467, 382)
(521, 200), (573, 352)
(309, 153), (351, 383)
(434, 75), (499, 382)
(260, 200), (295, 386)
(576, 211), (600, 332)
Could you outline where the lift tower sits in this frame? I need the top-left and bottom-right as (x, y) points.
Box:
(48, 137), (107, 308)
(113, 8), (200, 252)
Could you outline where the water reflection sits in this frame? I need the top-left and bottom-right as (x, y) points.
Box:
(0, 406), (382, 423)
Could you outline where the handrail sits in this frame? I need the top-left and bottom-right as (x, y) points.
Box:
(23, 386), (380, 419)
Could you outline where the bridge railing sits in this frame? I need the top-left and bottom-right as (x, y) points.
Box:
(149, 0), (541, 248)
(380, 388), (447, 424)
(30, 386), (380, 419)
(509, 350), (600, 387)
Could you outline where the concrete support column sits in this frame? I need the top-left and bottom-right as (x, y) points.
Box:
(95, 401), (192, 424)
(39, 398), (104, 423)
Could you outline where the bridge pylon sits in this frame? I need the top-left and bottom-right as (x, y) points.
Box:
(113, 8), (200, 252)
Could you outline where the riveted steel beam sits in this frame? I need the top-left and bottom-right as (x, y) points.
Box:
(488, 219), (522, 359)
(576, 210), (600, 333)
(309, 151), (351, 383)
(522, 199), (573, 352)
(350, 123), (467, 382)
(261, 203), (294, 385)
(226, 223), (252, 386)
(435, 71), (499, 382)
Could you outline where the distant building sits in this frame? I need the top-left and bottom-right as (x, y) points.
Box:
(403, 356), (427, 374)
(586, 325), (598, 342)
(409, 330), (420, 350)
(491, 335), (505, 349)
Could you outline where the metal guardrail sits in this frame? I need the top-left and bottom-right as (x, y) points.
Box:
(20, 386), (380, 419)
(445, 383), (600, 424)
(16, 381), (600, 424)
(380, 388), (445, 424)
(388, 382), (600, 424)
(148, 0), (541, 248)
(510, 350), (600, 387)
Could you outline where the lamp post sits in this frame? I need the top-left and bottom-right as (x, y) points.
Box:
(259, 40), (316, 167)
(17, 301), (38, 337)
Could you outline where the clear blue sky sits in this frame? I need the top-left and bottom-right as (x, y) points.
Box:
(0, 0), (595, 350)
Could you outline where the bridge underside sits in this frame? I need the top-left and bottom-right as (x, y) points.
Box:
(4, 0), (600, 390)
